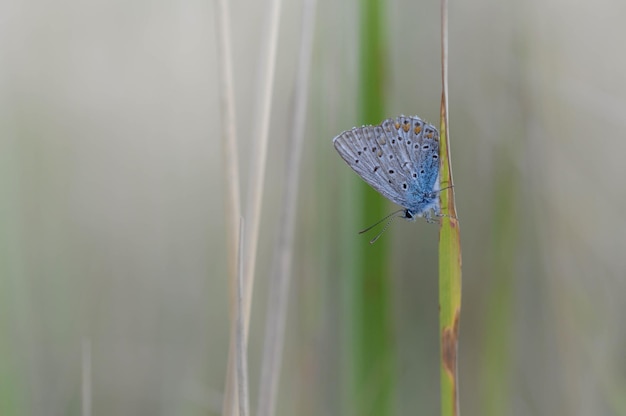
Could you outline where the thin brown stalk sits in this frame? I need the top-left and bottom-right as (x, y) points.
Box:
(214, 0), (241, 413)
(237, 219), (250, 416)
(242, 0), (284, 357)
(440, 0), (450, 150)
(256, 0), (317, 414)
(214, 0), (241, 285)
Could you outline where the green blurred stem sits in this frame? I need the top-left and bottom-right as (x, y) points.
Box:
(344, 0), (395, 415)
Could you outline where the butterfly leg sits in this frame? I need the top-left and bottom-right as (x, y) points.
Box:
(435, 211), (458, 221)
(424, 210), (439, 224)
(429, 205), (458, 223)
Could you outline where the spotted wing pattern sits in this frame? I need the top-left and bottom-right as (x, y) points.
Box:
(333, 115), (440, 217)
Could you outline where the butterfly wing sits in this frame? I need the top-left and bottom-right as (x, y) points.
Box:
(402, 117), (440, 216)
(414, 122), (440, 195)
(333, 115), (439, 212)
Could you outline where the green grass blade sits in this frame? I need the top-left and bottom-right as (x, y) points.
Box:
(344, 0), (395, 415)
(438, 0), (462, 415)
(437, 106), (462, 416)
(478, 146), (518, 415)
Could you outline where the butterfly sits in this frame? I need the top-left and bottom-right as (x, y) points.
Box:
(333, 115), (442, 242)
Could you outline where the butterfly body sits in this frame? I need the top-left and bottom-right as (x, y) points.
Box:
(333, 115), (441, 222)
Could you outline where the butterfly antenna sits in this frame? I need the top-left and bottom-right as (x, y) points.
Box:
(358, 209), (406, 244)
(358, 209), (405, 235)
(367, 214), (400, 244)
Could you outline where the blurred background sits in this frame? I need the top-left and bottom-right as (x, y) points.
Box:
(2, 0), (626, 415)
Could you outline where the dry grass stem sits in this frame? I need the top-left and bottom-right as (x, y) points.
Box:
(214, 0), (242, 413)
(237, 219), (250, 416)
(242, 0), (284, 362)
(256, 0), (318, 415)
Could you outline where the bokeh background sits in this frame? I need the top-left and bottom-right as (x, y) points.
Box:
(2, 0), (626, 415)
